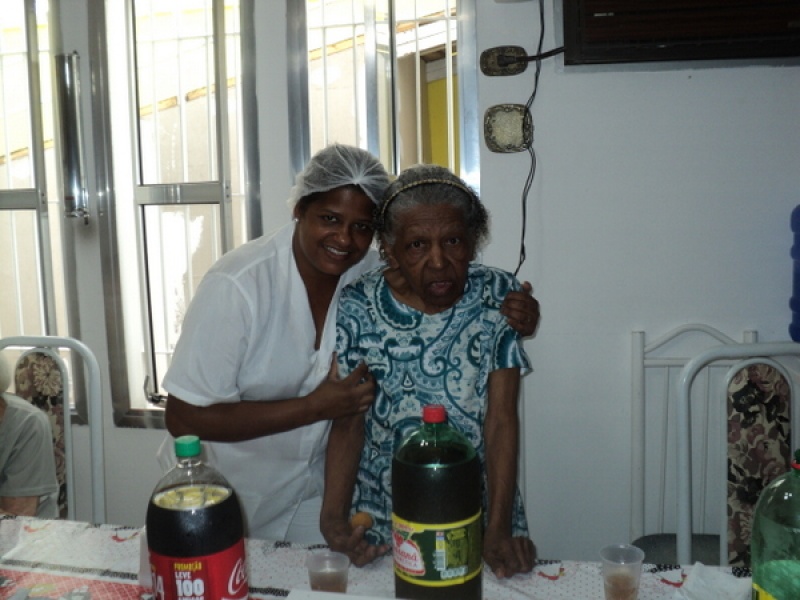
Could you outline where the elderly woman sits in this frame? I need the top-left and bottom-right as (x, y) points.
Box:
(321, 164), (535, 578)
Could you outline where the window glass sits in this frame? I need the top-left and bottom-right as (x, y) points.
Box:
(306, 0), (461, 173)
(135, 0), (218, 184)
(0, 2), (34, 191)
(0, 0), (70, 396)
(0, 210), (43, 334)
(107, 0), (244, 415)
(143, 203), (222, 390)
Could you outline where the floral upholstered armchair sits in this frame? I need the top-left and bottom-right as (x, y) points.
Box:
(727, 362), (792, 568)
(13, 349), (68, 518)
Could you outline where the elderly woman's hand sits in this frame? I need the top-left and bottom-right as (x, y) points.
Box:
(501, 281), (540, 337)
(320, 518), (391, 567)
(482, 530), (536, 579)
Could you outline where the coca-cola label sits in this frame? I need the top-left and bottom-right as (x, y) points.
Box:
(392, 510), (482, 587)
(149, 538), (248, 600)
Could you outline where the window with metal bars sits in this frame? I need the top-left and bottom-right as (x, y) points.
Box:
(303, 0), (477, 179)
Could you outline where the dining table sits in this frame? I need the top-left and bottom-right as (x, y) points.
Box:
(0, 515), (749, 600)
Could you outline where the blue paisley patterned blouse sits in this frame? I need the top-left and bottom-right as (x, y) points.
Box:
(335, 263), (532, 545)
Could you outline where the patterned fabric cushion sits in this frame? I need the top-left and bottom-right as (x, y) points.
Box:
(13, 350), (67, 518)
(727, 363), (791, 568)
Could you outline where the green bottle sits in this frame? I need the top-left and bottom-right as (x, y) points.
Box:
(392, 404), (483, 600)
(750, 448), (800, 599)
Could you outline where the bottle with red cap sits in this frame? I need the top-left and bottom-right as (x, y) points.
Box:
(750, 448), (800, 599)
(391, 404), (483, 600)
(146, 435), (248, 600)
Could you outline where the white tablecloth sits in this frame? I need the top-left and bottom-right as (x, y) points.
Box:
(0, 516), (748, 599)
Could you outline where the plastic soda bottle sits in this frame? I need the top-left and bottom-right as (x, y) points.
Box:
(391, 404), (483, 600)
(146, 435), (248, 600)
(750, 448), (800, 599)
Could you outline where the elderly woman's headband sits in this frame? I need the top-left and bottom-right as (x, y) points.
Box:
(379, 177), (477, 222)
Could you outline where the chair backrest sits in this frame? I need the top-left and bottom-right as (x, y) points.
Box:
(12, 348), (71, 519)
(675, 341), (800, 565)
(0, 335), (105, 524)
(725, 359), (792, 566)
(631, 325), (754, 547)
(632, 326), (799, 566)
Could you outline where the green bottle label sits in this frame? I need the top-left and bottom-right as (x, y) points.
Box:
(392, 510), (482, 587)
(752, 583), (777, 600)
(752, 560), (800, 600)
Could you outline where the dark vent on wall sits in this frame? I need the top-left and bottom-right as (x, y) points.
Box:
(564, 0), (800, 65)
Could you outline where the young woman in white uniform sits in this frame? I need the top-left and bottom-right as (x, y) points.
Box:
(160, 145), (539, 547)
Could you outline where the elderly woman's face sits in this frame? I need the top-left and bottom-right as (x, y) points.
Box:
(384, 204), (473, 313)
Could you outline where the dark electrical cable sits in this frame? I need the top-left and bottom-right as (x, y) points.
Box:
(513, 0), (548, 276)
(498, 46), (565, 67)
(513, 144), (536, 277)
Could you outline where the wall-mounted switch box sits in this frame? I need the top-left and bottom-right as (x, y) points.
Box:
(480, 46), (528, 77)
(484, 104), (532, 153)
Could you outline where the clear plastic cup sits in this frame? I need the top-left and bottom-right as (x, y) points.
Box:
(306, 550), (350, 593)
(600, 544), (645, 600)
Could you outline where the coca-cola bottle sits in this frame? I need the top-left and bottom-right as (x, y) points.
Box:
(146, 435), (248, 600)
(391, 404), (483, 600)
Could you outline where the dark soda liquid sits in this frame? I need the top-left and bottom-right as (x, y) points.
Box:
(392, 447), (482, 600)
(146, 486), (244, 557)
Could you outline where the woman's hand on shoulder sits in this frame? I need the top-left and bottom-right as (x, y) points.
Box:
(501, 281), (540, 337)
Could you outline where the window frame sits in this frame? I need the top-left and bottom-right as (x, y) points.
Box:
(87, 0), (260, 427)
(290, 0), (480, 189)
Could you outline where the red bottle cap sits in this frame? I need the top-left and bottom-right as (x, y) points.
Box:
(422, 404), (446, 423)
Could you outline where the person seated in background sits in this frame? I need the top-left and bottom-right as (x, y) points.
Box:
(321, 164), (536, 578)
(0, 353), (59, 518)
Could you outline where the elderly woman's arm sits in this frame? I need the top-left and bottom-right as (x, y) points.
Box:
(482, 367), (536, 578)
(320, 413), (390, 566)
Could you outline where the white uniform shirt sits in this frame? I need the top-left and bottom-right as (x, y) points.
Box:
(161, 222), (380, 541)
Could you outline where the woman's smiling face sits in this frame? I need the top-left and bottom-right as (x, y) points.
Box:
(384, 203), (473, 314)
(292, 185), (376, 281)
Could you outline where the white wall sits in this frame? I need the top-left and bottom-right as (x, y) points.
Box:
(476, 1), (800, 560)
(65, 0), (800, 562)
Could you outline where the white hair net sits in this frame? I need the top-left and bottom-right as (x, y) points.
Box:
(287, 143), (391, 208)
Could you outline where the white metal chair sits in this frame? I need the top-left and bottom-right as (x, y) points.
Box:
(631, 326), (799, 566)
(675, 341), (800, 565)
(631, 325), (755, 564)
(0, 335), (106, 523)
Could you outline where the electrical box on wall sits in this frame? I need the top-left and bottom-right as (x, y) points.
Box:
(484, 104), (532, 153)
(563, 0), (800, 65)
